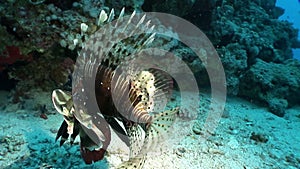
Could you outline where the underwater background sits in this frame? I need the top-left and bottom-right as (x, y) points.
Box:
(276, 0), (300, 60)
(0, 0), (299, 168)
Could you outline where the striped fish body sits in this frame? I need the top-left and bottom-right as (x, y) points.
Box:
(95, 65), (119, 117)
(52, 8), (179, 167)
(52, 66), (177, 166)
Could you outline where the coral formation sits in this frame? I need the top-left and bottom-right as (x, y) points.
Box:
(142, 0), (300, 115)
(142, 0), (195, 16)
(0, 0), (299, 115)
(8, 49), (74, 91)
(207, 1), (299, 99)
(239, 59), (300, 116)
(0, 46), (32, 72)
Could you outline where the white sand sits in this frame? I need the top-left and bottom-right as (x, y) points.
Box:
(0, 90), (299, 169)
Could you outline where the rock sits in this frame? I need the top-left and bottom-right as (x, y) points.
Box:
(250, 132), (268, 143)
(0, 145), (8, 156)
(28, 144), (42, 151)
(285, 153), (300, 167)
(217, 43), (248, 95)
(175, 147), (186, 157)
(267, 98), (288, 117)
(239, 59), (300, 116)
(248, 45), (260, 58)
(230, 129), (239, 135)
(227, 137), (240, 149)
(208, 148), (225, 155)
(192, 123), (203, 135)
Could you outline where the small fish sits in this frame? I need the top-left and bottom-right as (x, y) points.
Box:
(52, 8), (179, 168)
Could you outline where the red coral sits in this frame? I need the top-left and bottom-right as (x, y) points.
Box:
(0, 46), (32, 72)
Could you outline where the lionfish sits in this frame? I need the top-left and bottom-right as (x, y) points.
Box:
(52, 8), (179, 168)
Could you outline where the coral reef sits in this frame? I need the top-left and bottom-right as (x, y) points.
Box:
(239, 59), (300, 116)
(143, 0), (300, 115)
(0, 0), (92, 94)
(105, 0), (144, 12)
(211, 1), (299, 116)
(8, 49), (74, 91)
(142, 0), (195, 17)
(1, 1), (300, 168)
(207, 0), (299, 98)
(0, 46), (33, 72)
(0, 0), (299, 116)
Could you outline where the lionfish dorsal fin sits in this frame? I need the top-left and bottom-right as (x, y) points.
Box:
(107, 8), (115, 22)
(82, 8), (155, 72)
(116, 7), (125, 26)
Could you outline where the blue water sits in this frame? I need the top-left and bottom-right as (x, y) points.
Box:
(276, 0), (300, 60)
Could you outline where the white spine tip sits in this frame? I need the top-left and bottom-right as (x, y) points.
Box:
(98, 10), (108, 25)
(80, 23), (89, 32)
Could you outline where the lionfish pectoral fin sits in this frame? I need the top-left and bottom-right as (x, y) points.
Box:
(131, 71), (156, 112)
(52, 89), (80, 145)
(143, 107), (179, 152)
(128, 124), (146, 158)
(120, 108), (178, 166)
(130, 68), (174, 116)
(148, 68), (174, 112)
(111, 72), (153, 124)
(70, 119), (80, 145)
(55, 120), (69, 146)
(52, 89), (73, 117)
(151, 107), (179, 130)
(105, 117), (130, 146)
(117, 156), (146, 169)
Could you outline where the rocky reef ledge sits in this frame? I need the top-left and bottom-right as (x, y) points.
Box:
(0, 0), (299, 116)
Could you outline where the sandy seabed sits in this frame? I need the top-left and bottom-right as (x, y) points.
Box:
(0, 90), (299, 169)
